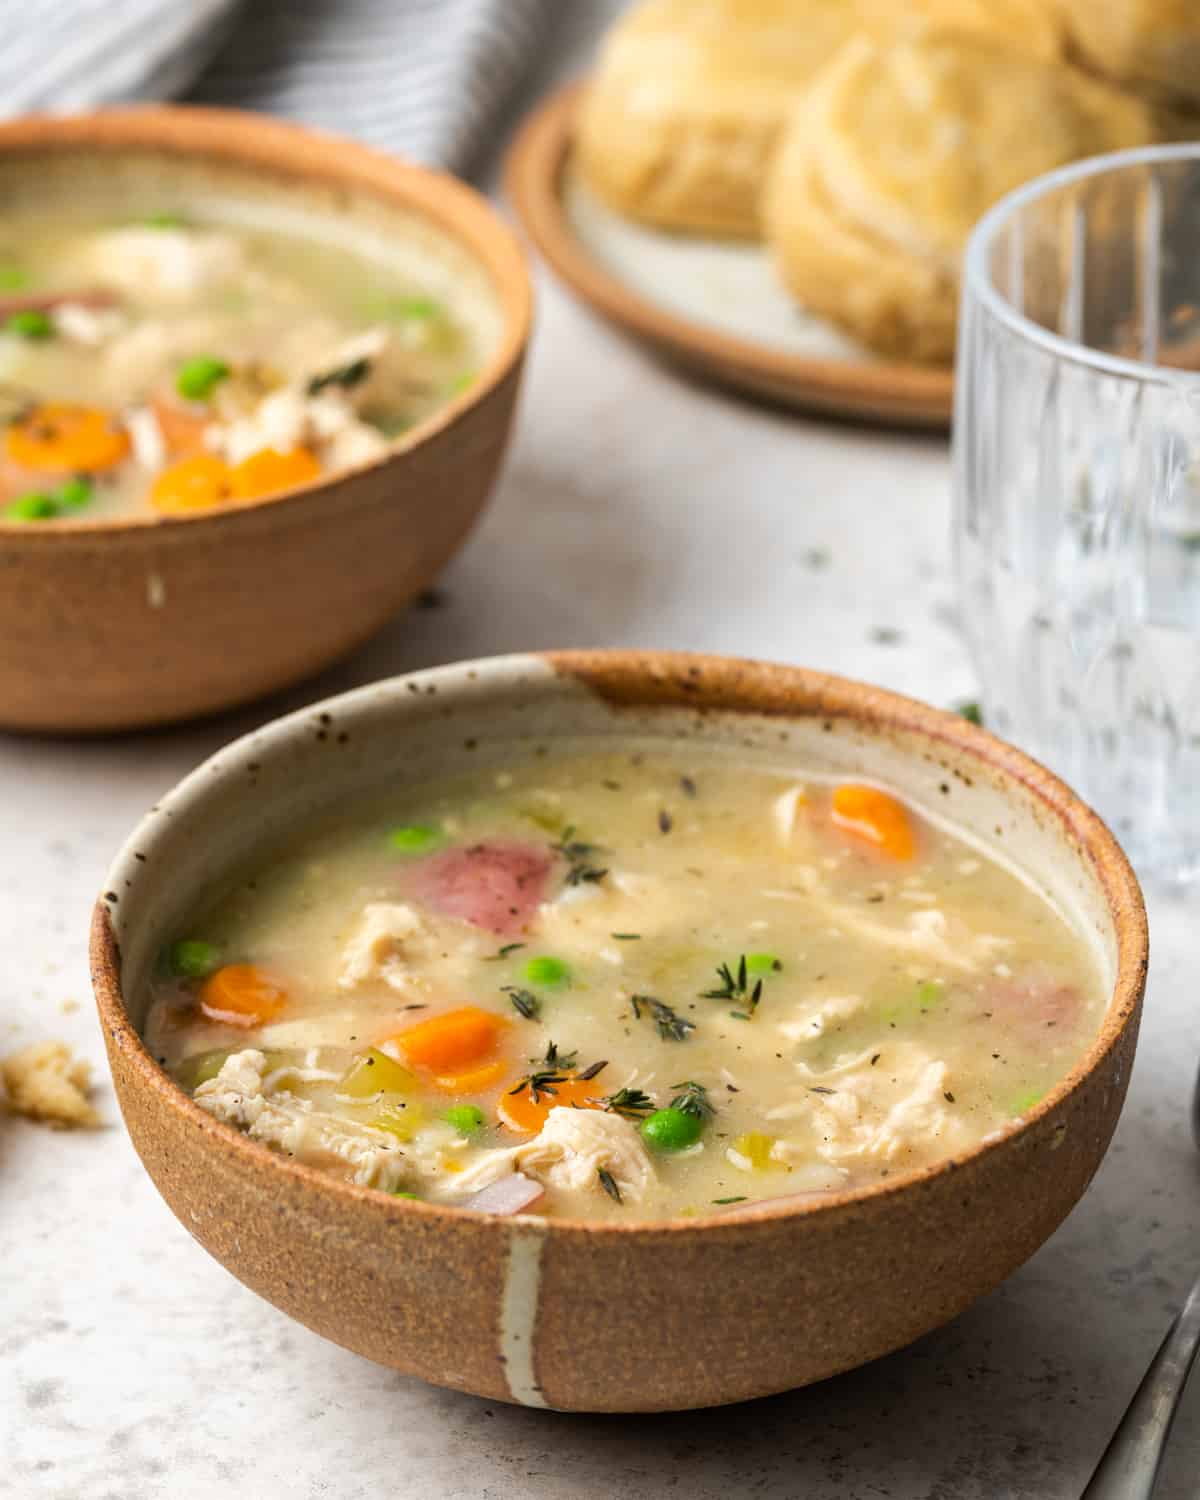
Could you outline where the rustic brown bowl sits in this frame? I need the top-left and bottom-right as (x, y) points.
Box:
(90, 651), (1147, 1413)
(0, 108), (532, 733)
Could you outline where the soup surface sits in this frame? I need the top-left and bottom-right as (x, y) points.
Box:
(144, 749), (1106, 1221)
(0, 215), (484, 522)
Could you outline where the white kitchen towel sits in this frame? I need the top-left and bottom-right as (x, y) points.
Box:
(0, 0), (561, 171)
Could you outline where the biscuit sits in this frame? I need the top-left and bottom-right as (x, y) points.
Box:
(764, 31), (1159, 360)
(885, 0), (1065, 62)
(1054, 0), (1200, 108)
(575, 0), (866, 239)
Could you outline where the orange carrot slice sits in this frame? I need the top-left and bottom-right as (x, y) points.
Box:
(150, 454), (235, 515)
(433, 1058), (509, 1095)
(6, 403), (131, 473)
(497, 1074), (606, 1134)
(229, 446), (321, 501)
(831, 784), (915, 860)
(150, 394), (211, 458)
(391, 1006), (506, 1075)
(198, 964), (287, 1028)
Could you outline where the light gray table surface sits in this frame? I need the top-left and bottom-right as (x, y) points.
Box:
(4, 14), (1200, 1499)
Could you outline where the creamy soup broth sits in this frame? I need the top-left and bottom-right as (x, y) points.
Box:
(0, 214), (485, 522)
(144, 749), (1106, 1221)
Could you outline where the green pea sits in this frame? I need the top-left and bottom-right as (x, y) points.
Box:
(176, 355), (231, 402)
(168, 938), (222, 979)
(5, 493), (58, 522)
(55, 476), (93, 511)
(0, 266), (29, 290)
(640, 1107), (703, 1153)
(386, 824), (440, 855)
(5, 309), (53, 340)
(523, 955), (570, 988)
(444, 1104), (485, 1135)
(745, 953), (782, 975)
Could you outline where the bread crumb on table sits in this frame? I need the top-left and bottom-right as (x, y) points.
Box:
(2, 1040), (101, 1128)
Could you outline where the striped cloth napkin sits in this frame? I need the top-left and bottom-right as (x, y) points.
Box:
(0, 0), (560, 172)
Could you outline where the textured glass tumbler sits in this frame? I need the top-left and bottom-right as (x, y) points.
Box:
(955, 146), (1200, 883)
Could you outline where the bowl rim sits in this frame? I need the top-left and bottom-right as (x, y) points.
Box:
(0, 104), (533, 539)
(90, 649), (1148, 1237)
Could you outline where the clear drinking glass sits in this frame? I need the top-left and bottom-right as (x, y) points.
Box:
(955, 145), (1200, 883)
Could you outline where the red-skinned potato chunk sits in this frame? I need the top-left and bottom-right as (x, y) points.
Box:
(404, 840), (555, 936)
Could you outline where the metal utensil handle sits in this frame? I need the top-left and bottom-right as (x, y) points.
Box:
(1081, 1277), (1200, 1500)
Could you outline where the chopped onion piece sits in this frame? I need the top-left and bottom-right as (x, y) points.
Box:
(462, 1172), (545, 1216)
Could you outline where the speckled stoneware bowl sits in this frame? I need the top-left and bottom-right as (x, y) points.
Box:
(90, 652), (1147, 1413)
(0, 108), (531, 733)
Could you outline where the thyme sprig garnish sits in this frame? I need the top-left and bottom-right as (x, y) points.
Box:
(597, 1166), (622, 1203)
(509, 1041), (577, 1103)
(701, 954), (763, 1020)
(551, 825), (608, 886)
(502, 986), (541, 1021)
(669, 1080), (715, 1121)
(601, 1086), (656, 1118)
(630, 994), (695, 1042)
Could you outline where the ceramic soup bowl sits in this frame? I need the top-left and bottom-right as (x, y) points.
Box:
(0, 108), (531, 732)
(90, 652), (1147, 1412)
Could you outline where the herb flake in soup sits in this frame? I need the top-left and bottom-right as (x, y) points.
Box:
(144, 750), (1106, 1220)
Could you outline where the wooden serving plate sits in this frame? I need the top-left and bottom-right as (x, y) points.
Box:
(505, 83), (955, 429)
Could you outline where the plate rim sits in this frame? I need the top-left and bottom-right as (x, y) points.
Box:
(503, 81), (955, 429)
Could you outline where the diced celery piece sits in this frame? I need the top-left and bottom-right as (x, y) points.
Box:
(372, 1101), (422, 1141)
(338, 1048), (415, 1099)
(174, 1049), (230, 1090)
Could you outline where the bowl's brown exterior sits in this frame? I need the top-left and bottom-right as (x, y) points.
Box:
(90, 653), (1148, 1413)
(0, 109), (532, 733)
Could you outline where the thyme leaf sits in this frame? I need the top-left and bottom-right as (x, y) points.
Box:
(701, 954), (763, 1017)
(630, 994), (695, 1042)
(306, 356), (372, 396)
(597, 1166), (622, 1203)
(600, 1086), (656, 1118)
(669, 1080), (714, 1121)
(550, 826), (609, 886)
(485, 942), (526, 961)
(508, 1040), (578, 1102)
(502, 986), (541, 1021)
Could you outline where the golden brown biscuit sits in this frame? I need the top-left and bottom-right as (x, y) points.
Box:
(764, 31), (1159, 360)
(575, 0), (866, 239)
(877, 0), (1065, 62)
(1054, 0), (1200, 108)
(763, 117), (960, 361)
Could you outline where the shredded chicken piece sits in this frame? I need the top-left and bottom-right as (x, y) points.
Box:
(338, 901), (434, 993)
(2, 1040), (99, 1128)
(54, 300), (124, 346)
(77, 227), (244, 304)
(772, 784), (808, 843)
(448, 1107), (654, 1204)
(778, 993), (864, 1043)
(194, 1049), (408, 1191)
(126, 405), (167, 470)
